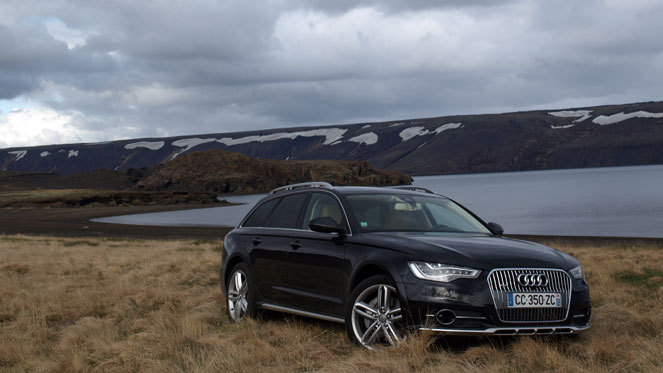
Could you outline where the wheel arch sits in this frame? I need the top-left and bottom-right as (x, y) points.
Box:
(349, 261), (404, 293)
(221, 253), (249, 296)
(348, 260), (410, 315)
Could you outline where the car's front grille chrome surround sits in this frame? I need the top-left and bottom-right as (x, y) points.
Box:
(487, 268), (572, 323)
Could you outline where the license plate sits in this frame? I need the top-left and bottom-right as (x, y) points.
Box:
(507, 293), (562, 308)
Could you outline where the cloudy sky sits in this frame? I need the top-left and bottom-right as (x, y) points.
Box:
(1, 0), (662, 148)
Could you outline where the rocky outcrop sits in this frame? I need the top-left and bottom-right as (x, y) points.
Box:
(137, 150), (412, 193)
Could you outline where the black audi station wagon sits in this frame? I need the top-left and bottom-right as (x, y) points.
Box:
(220, 182), (591, 349)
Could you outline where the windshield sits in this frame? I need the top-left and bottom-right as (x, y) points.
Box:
(346, 193), (492, 234)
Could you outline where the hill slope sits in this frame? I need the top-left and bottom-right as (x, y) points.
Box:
(2, 101), (663, 175)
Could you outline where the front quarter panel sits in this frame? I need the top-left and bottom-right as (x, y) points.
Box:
(220, 230), (251, 298)
(343, 238), (415, 315)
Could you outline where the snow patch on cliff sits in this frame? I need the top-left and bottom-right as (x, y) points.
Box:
(551, 124), (575, 129)
(592, 111), (663, 125)
(435, 123), (463, 133)
(348, 132), (378, 145)
(399, 127), (429, 141)
(171, 138), (217, 159)
(217, 128), (347, 147)
(8, 150), (27, 162)
(549, 110), (593, 124)
(125, 141), (165, 150)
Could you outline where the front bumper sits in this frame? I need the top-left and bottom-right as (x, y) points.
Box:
(398, 272), (592, 333)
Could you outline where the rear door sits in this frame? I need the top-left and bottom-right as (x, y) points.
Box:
(241, 197), (282, 301)
(244, 192), (309, 305)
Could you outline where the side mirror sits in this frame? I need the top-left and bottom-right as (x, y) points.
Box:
(488, 222), (504, 236)
(309, 217), (346, 236)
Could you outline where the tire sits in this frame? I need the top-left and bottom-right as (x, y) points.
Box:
(345, 275), (406, 349)
(225, 263), (257, 322)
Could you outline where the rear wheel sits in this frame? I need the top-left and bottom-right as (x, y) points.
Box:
(226, 263), (256, 322)
(346, 275), (406, 349)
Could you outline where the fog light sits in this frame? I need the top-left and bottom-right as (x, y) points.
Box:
(436, 309), (456, 325)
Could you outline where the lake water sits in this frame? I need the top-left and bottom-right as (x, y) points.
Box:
(91, 165), (663, 238)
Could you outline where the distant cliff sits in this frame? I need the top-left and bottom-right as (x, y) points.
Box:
(137, 150), (411, 193)
(2, 101), (663, 175)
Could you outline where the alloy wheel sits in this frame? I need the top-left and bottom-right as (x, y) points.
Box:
(227, 269), (249, 322)
(351, 284), (404, 349)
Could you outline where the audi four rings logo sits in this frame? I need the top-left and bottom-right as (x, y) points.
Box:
(517, 273), (548, 287)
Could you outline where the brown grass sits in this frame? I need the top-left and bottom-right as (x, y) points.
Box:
(1, 235), (662, 372)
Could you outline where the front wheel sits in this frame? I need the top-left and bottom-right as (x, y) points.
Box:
(346, 275), (406, 349)
(225, 263), (256, 322)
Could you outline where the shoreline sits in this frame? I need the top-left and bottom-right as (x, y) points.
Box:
(508, 234), (663, 247)
(1, 202), (661, 245)
(0, 204), (232, 240)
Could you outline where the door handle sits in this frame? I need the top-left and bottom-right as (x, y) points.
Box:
(290, 240), (302, 250)
(252, 238), (261, 245)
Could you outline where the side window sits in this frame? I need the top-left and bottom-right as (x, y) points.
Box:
(302, 193), (348, 230)
(264, 193), (308, 229)
(243, 198), (280, 227)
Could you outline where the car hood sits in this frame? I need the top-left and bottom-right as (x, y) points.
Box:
(362, 232), (576, 270)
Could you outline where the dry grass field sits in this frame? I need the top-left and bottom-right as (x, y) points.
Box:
(1, 235), (662, 372)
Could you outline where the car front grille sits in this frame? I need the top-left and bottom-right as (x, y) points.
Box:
(487, 268), (572, 323)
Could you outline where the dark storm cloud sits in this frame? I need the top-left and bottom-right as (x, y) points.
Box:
(1, 0), (662, 147)
(0, 73), (34, 99)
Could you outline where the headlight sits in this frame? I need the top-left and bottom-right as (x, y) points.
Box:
(569, 264), (585, 281)
(408, 262), (481, 282)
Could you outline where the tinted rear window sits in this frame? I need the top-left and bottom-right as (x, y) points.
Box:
(265, 193), (308, 228)
(243, 197), (280, 227)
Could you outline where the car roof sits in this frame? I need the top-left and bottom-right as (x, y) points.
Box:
(268, 183), (448, 198)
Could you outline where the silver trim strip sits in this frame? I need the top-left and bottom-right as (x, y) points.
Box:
(388, 186), (436, 194)
(425, 314), (487, 320)
(270, 182), (333, 194)
(260, 303), (345, 324)
(456, 315), (488, 320)
(419, 324), (590, 336)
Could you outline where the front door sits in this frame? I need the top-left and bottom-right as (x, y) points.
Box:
(285, 192), (350, 316)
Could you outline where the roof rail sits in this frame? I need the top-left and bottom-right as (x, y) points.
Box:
(388, 186), (437, 194)
(269, 181), (333, 194)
